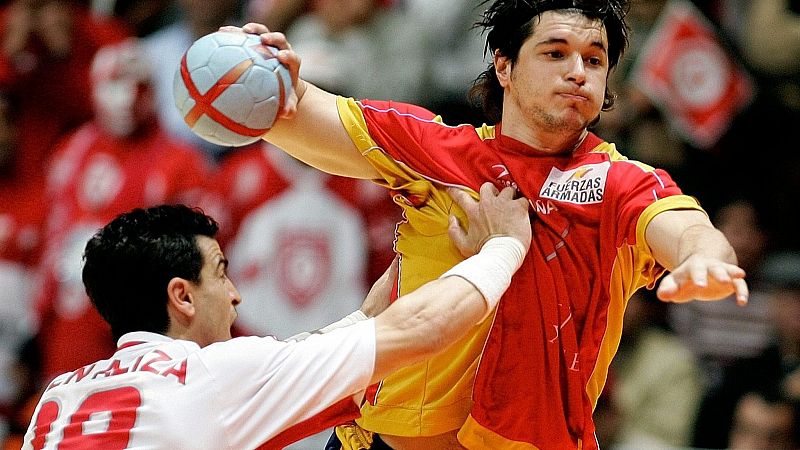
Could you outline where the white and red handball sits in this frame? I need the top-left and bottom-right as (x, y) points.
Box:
(173, 31), (292, 147)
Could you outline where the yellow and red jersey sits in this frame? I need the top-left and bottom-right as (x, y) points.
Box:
(338, 97), (703, 449)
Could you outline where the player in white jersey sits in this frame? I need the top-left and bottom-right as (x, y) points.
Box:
(22, 182), (530, 450)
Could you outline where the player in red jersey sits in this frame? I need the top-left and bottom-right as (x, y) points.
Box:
(22, 182), (531, 449)
(225, 0), (750, 448)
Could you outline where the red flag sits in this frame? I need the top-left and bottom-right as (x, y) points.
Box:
(631, 0), (753, 148)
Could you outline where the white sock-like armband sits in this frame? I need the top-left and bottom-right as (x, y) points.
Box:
(285, 310), (368, 342)
(440, 236), (526, 323)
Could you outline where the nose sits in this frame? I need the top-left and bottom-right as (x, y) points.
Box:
(230, 284), (242, 306)
(566, 54), (586, 85)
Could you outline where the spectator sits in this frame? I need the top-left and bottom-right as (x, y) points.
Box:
(609, 290), (703, 448)
(246, 0), (311, 32)
(710, 0), (800, 250)
(0, 337), (41, 450)
(140, 0), (245, 160)
(93, 0), (179, 37)
(728, 388), (799, 450)
(0, 0), (131, 183)
(692, 250), (800, 448)
(284, 0), (426, 103)
(670, 198), (775, 386)
(33, 38), (208, 386)
(0, 94), (42, 448)
(407, 0), (491, 125)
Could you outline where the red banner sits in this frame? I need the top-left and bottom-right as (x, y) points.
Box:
(631, 0), (753, 148)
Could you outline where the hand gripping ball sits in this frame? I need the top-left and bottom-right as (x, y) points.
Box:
(173, 31), (292, 147)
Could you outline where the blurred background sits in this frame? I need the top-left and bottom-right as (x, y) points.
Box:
(0, 0), (798, 448)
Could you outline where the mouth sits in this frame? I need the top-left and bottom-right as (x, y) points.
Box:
(559, 92), (589, 102)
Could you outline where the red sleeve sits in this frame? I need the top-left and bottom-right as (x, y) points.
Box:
(611, 162), (695, 246)
(357, 99), (478, 183)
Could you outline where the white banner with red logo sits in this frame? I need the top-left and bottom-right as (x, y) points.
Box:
(631, 0), (754, 148)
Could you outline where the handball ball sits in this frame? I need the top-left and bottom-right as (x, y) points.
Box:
(173, 31), (292, 147)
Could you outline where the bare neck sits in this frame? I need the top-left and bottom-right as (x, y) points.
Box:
(501, 121), (588, 155)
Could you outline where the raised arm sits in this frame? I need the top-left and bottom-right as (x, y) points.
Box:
(645, 209), (749, 306)
(220, 23), (380, 179)
(369, 183), (532, 384)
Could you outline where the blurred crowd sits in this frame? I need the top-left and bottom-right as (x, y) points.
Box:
(0, 0), (798, 449)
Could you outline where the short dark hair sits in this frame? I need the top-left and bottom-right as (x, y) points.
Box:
(82, 204), (219, 339)
(470, 0), (630, 124)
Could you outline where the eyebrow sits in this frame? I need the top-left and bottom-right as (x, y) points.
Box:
(535, 38), (607, 54)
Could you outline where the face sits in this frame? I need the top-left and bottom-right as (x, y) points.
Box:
(93, 80), (153, 137)
(179, 0), (239, 36)
(188, 236), (241, 347)
(729, 393), (795, 450)
(716, 201), (765, 271)
(91, 41), (155, 137)
(497, 10), (609, 140)
(315, 0), (375, 30)
(770, 288), (800, 345)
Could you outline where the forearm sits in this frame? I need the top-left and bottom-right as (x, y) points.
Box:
(646, 210), (736, 271)
(264, 80), (379, 179)
(371, 277), (486, 382)
(675, 223), (738, 268)
(371, 236), (525, 383)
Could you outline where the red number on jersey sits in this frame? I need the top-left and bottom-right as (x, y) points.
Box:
(30, 386), (142, 449)
(30, 401), (59, 450)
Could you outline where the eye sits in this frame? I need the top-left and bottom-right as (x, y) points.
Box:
(546, 51), (563, 59)
(587, 56), (603, 66)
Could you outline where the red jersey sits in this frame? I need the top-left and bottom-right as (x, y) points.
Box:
(338, 97), (704, 449)
(0, 178), (45, 415)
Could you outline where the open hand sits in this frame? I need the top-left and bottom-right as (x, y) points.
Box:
(656, 254), (749, 306)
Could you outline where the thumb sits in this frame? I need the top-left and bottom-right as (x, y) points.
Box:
(656, 275), (679, 302)
(447, 187), (477, 216)
(448, 215), (471, 258)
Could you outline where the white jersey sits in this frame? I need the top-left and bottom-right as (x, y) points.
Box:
(22, 319), (376, 449)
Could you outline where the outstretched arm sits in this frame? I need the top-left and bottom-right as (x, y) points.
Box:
(646, 209), (749, 305)
(220, 23), (380, 179)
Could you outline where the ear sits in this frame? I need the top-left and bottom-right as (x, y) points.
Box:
(494, 49), (512, 88)
(166, 277), (195, 326)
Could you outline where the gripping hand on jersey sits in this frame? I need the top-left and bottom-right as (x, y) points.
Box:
(447, 182), (532, 258)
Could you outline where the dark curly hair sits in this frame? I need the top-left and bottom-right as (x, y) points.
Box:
(82, 204), (219, 339)
(470, 0), (630, 124)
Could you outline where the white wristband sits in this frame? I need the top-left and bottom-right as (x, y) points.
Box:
(285, 310), (368, 342)
(318, 309), (368, 334)
(440, 236), (526, 323)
